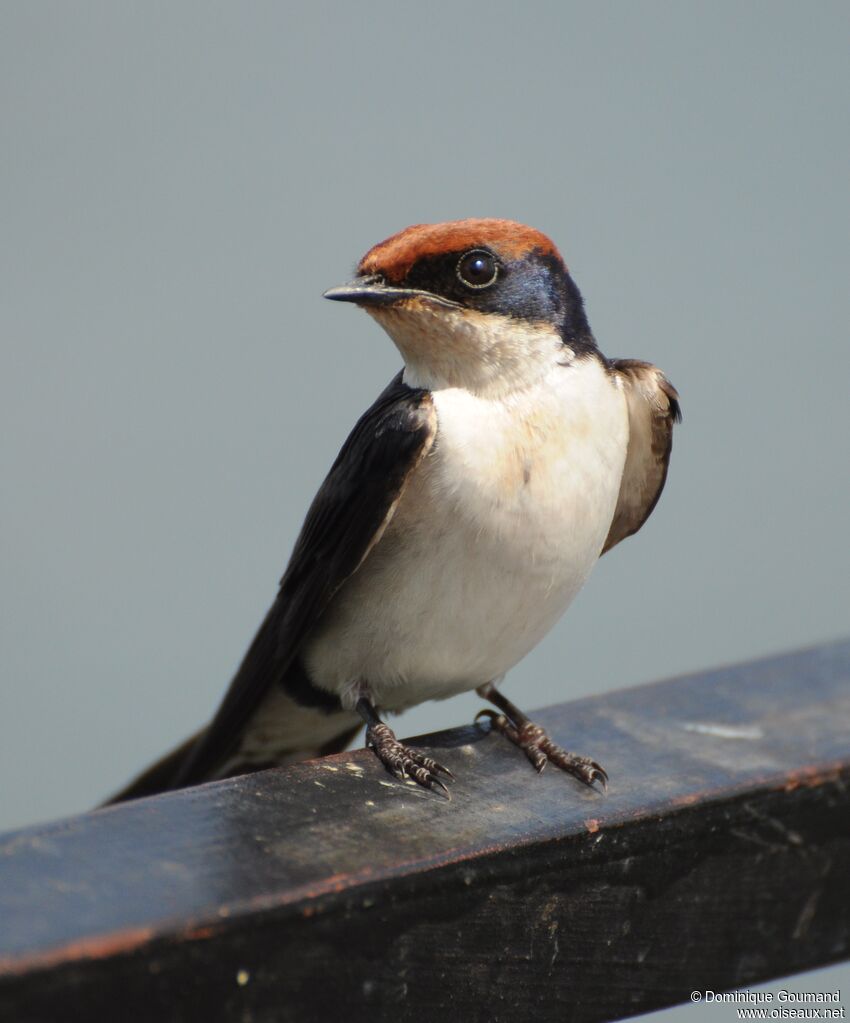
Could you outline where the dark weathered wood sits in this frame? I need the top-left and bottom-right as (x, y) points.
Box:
(1, 641), (849, 1023)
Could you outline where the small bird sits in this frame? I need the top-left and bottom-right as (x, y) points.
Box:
(108, 218), (679, 803)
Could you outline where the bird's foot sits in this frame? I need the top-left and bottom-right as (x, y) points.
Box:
(366, 722), (454, 798)
(475, 709), (608, 791)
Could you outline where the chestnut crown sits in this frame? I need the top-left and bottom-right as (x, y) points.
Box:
(356, 218), (594, 348)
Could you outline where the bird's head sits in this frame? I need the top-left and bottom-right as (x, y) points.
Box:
(324, 219), (595, 396)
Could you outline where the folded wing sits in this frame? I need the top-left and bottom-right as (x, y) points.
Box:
(603, 359), (681, 555)
(171, 373), (437, 787)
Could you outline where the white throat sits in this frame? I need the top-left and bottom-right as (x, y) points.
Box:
(368, 302), (573, 398)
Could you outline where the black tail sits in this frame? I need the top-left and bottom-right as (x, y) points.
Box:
(101, 730), (206, 805)
(102, 718), (363, 806)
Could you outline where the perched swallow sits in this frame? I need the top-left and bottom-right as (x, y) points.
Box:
(109, 218), (680, 803)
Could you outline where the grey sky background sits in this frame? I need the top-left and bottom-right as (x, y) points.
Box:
(2, 3), (849, 1013)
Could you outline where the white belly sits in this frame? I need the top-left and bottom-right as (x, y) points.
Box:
(302, 356), (629, 712)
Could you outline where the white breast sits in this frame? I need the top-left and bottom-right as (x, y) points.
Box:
(302, 355), (629, 712)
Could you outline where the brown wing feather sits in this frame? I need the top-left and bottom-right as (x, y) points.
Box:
(602, 359), (681, 555)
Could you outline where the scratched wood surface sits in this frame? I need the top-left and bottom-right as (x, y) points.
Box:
(1, 640), (849, 1023)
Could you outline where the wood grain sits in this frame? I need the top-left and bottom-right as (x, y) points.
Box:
(1, 640), (849, 1022)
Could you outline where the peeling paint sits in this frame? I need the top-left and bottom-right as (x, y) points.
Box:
(681, 722), (764, 740)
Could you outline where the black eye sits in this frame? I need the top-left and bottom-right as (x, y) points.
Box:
(456, 249), (498, 289)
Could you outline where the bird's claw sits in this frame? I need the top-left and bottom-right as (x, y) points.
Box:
(475, 709), (607, 792)
(366, 722), (453, 797)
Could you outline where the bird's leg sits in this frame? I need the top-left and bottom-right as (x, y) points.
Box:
(356, 697), (453, 797)
(475, 682), (608, 791)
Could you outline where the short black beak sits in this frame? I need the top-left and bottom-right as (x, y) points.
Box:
(323, 274), (410, 307)
(324, 275), (461, 311)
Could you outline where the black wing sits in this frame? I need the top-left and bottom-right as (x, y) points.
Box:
(173, 373), (437, 786)
(602, 359), (681, 554)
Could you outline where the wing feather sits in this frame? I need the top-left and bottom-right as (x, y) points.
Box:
(602, 359), (681, 555)
(172, 373), (436, 786)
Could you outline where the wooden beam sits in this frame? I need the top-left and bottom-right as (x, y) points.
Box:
(1, 640), (849, 1022)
